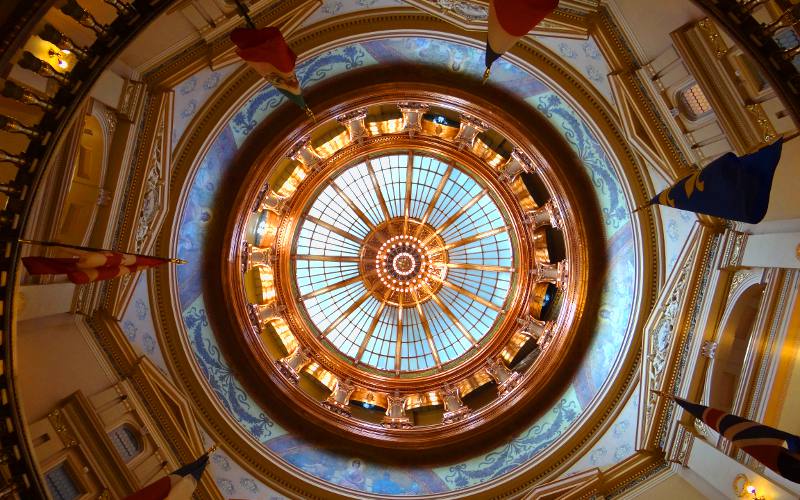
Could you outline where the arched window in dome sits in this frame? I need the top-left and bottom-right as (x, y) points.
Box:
(108, 424), (142, 462)
(676, 82), (713, 121)
(45, 462), (83, 500)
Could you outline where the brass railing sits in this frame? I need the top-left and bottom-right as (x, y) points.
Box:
(0, 1), (174, 496)
(691, 0), (800, 125)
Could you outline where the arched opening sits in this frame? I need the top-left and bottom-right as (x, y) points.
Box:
(108, 424), (142, 463)
(56, 114), (104, 246)
(708, 284), (763, 411)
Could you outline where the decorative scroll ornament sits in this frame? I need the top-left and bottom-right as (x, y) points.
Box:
(645, 261), (692, 418)
(135, 114), (166, 252)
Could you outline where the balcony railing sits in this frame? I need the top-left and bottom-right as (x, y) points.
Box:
(0, 1), (174, 496)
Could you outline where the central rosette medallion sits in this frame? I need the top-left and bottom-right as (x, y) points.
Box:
(361, 219), (447, 303)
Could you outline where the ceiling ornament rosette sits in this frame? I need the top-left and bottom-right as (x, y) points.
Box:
(220, 85), (599, 451)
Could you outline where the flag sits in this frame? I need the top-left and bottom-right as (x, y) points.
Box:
(650, 139), (782, 223)
(230, 27), (307, 110)
(124, 453), (209, 500)
(485, 0), (559, 77)
(665, 393), (800, 483)
(22, 249), (170, 284)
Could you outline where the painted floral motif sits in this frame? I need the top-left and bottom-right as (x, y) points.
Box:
(120, 274), (171, 375)
(442, 396), (580, 487)
(183, 304), (282, 443)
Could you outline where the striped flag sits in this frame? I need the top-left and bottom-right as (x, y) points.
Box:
(124, 453), (209, 500)
(230, 27), (307, 111)
(484, 0), (559, 80)
(662, 392), (800, 483)
(22, 247), (172, 284)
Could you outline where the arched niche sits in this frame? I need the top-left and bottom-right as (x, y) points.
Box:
(56, 114), (105, 245)
(706, 283), (764, 411)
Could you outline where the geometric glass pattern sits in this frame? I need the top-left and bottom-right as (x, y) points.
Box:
(294, 153), (515, 375)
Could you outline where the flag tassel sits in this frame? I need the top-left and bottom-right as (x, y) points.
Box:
(18, 238), (187, 264)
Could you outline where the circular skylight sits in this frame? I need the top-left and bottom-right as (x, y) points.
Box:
(292, 152), (515, 376)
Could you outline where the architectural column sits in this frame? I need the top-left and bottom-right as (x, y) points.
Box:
(398, 102), (429, 136)
(289, 136), (322, 171)
(336, 108), (367, 144)
(453, 114), (486, 150)
(277, 347), (310, 384)
(740, 231), (800, 269)
(321, 378), (355, 416)
(498, 147), (537, 182)
(525, 199), (561, 230)
(485, 356), (520, 397)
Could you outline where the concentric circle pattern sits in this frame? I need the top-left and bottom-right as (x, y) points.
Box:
(293, 152), (515, 376)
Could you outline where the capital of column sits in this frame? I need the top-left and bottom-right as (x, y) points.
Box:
(525, 199), (561, 230)
(322, 378), (356, 416)
(516, 316), (554, 344)
(499, 147), (536, 182)
(246, 243), (275, 268)
(277, 347), (310, 384)
(289, 136), (323, 170)
(248, 302), (285, 329)
(382, 392), (413, 428)
(453, 114), (488, 150)
(336, 108), (368, 143)
(532, 260), (567, 286)
(398, 102), (430, 135)
(257, 189), (287, 214)
(440, 384), (470, 424)
(485, 356), (520, 397)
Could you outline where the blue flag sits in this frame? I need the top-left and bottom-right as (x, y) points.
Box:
(651, 139), (783, 224)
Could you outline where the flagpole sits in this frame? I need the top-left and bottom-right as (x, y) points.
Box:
(482, 66), (491, 85)
(233, 0), (256, 28)
(18, 239), (187, 264)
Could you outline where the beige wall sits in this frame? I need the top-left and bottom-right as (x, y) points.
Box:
(18, 313), (115, 422)
(610, 0), (705, 60)
(621, 472), (710, 500)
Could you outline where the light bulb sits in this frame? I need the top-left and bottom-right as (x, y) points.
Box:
(57, 59), (68, 69)
(746, 486), (756, 494)
(61, 49), (71, 55)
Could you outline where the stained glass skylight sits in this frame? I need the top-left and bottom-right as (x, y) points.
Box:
(293, 152), (516, 376)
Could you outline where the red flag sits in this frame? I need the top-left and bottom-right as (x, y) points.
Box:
(23, 249), (169, 284)
(125, 453), (209, 500)
(485, 0), (559, 74)
(230, 27), (307, 110)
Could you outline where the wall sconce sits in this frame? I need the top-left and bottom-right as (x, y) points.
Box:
(733, 473), (766, 500)
(47, 49), (70, 69)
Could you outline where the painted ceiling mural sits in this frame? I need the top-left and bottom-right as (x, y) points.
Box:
(164, 36), (640, 496)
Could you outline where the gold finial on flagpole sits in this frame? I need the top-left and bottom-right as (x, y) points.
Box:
(631, 203), (651, 215)
(205, 444), (217, 455)
(481, 67), (491, 85)
(169, 258), (188, 264)
(304, 106), (317, 124)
